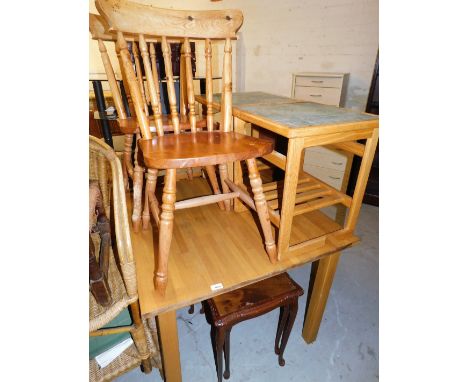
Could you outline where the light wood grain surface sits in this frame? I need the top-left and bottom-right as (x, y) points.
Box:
(130, 178), (359, 318)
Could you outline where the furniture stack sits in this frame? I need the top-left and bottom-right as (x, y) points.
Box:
(89, 1), (379, 380)
(89, 136), (162, 381)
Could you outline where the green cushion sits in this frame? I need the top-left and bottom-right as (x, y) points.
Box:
(89, 308), (133, 360)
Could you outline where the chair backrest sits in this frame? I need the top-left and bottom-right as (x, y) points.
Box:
(95, 0), (244, 140)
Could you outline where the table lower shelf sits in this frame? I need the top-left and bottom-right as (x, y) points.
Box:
(129, 177), (359, 318)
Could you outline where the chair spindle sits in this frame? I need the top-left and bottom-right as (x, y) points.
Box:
(183, 38), (197, 133)
(205, 39), (214, 132)
(139, 35), (164, 137)
(161, 36), (180, 135)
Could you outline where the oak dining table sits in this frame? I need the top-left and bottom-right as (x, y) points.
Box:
(132, 91), (378, 381)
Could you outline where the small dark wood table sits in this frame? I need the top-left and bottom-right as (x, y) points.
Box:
(203, 273), (304, 382)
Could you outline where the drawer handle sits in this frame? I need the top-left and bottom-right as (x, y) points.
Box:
(311, 80), (324, 83)
(309, 94), (322, 97)
(329, 176), (340, 180)
(332, 161), (343, 165)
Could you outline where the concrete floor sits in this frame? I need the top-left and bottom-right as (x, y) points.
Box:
(116, 204), (378, 382)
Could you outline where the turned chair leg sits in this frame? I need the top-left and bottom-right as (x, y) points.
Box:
(123, 133), (134, 191)
(132, 165), (144, 232)
(143, 169), (157, 230)
(245, 158), (277, 263)
(155, 168), (177, 295)
(205, 165), (225, 210)
(215, 327), (227, 382)
(277, 300), (298, 367)
(223, 327), (232, 379)
(218, 163), (231, 211)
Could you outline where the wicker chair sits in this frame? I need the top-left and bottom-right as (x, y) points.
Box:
(89, 135), (162, 381)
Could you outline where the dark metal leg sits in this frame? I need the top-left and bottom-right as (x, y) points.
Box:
(119, 80), (132, 117)
(223, 328), (231, 379)
(92, 80), (113, 148)
(278, 300), (298, 367)
(215, 327), (226, 382)
(275, 305), (289, 355)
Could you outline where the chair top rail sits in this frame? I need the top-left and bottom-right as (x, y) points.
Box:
(95, 0), (243, 39)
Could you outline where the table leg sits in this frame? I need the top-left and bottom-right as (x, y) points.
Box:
(277, 137), (304, 258)
(302, 252), (341, 343)
(156, 310), (182, 382)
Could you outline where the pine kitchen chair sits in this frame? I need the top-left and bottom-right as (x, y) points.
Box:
(95, 0), (278, 295)
(89, 136), (162, 381)
(90, 13), (226, 233)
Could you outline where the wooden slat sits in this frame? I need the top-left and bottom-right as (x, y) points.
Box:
(262, 150), (286, 170)
(262, 177), (313, 193)
(328, 141), (365, 157)
(293, 195), (344, 216)
(303, 129), (373, 148)
(183, 38), (197, 133)
(264, 181), (322, 202)
(174, 192), (239, 210)
(267, 188), (333, 210)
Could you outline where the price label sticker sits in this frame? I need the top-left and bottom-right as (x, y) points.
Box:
(210, 283), (224, 291)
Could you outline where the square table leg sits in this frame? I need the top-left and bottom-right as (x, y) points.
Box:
(277, 137), (304, 257)
(302, 252), (341, 343)
(157, 310), (182, 382)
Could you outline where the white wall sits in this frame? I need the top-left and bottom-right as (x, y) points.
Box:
(89, 0), (378, 110)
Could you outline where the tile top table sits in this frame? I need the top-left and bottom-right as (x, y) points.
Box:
(196, 91), (378, 343)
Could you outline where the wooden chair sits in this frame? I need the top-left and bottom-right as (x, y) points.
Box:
(89, 136), (162, 381)
(203, 273), (304, 382)
(90, 13), (225, 233)
(96, 0), (278, 295)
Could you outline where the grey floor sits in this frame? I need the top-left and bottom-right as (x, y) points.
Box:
(117, 204), (378, 382)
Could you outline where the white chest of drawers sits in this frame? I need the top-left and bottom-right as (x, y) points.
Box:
(291, 72), (351, 193)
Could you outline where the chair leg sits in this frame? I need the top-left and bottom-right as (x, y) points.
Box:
(123, 133), (134, 191)
(143, 169), (157, 230)
(275, 305), (289, 356)
(215, 327), (226, 382)
(245, 158), (277, 263)
(223, 328), (232, 379)
(205, 165), (225, 210)
(277, 300), (298, 367)
(218, 163), (231, 211)
(132, 165), (144, 233)
(155, 168), (177, 295)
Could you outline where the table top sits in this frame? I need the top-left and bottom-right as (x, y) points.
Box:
(131, 178), (359, 318)
(196, 91), (379, 138)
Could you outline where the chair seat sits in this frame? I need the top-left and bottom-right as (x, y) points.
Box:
(204, 273), (303, 327)
(138, 131), (274, 169)
(118, 115), (207, 134)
